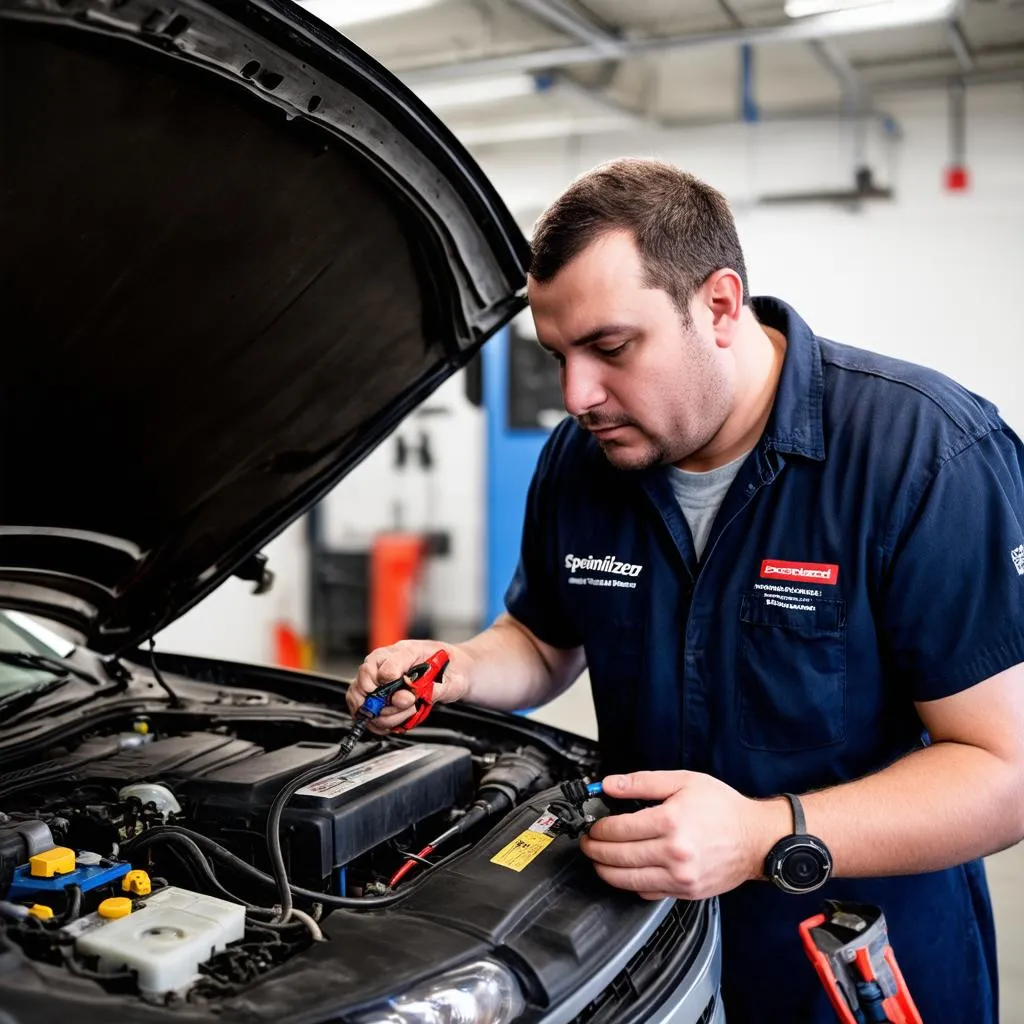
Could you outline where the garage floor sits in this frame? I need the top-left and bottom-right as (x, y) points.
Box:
(526, 676), (1024, 1023)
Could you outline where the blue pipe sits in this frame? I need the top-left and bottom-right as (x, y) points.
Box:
(741, 44), (758, 123)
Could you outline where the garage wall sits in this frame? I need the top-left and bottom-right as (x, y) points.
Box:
(476, 85), (1024, 435)
(315, 373), (487, 631)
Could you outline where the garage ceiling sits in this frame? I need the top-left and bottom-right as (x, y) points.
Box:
(302, 0), (1024, 144)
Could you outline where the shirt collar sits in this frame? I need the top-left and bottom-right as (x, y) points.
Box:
(752, 296), (825, 462)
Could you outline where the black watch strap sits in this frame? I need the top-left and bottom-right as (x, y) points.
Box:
(783, 792), (806, 835)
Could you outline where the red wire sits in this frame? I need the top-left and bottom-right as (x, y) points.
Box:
(388, 844), (434, 888)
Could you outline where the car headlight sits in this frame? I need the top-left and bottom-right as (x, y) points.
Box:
(353, 959), (525, 1024)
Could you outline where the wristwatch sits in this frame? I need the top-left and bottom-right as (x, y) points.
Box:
(763, 793), (833, 894)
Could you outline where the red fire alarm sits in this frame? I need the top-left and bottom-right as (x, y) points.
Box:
(945, 165), (970, 192)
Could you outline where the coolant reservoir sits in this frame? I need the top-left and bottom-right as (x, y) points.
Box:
(72, 886), (245, 998)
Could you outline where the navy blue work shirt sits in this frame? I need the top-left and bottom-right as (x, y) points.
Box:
(505, 297), (1024, 1023)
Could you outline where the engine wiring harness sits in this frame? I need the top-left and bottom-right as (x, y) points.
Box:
(0, 654), (607, 1006)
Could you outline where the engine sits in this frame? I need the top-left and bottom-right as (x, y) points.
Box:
(0, 718), (562, 1007)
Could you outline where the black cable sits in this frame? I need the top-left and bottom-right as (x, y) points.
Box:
(55, 884), (81, 926)
(148, 638), (183, 708)
(124, 824), (469, 910)
(125, 831), (263, 910)
(264, 720), (369, 922)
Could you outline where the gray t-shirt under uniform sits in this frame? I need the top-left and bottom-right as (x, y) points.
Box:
(667, 450), (751, 561)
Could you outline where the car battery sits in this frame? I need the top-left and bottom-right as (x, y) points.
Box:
(186, 742), (474, 886)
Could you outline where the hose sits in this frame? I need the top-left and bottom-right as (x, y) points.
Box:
(264, 720), (369, 924)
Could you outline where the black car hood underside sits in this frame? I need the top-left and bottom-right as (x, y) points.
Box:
(0, 0), (528, 655)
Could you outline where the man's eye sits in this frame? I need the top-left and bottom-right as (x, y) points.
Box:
(597, 342), (629, 358)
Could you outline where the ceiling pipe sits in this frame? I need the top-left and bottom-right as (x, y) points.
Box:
(505, 0), (656, 124)
(852, 41), (1021, 69)
(807, 38), (870, 169)
(455, 102), (902, 148)
(945, 19), (974, 71)
(402, 0), (962, 85)
(509, 0), (621, 57)
(866, 65), (1024, 91)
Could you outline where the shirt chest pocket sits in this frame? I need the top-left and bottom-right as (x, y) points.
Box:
(737, 593), (847, 751)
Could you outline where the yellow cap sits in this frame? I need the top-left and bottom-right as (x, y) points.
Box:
(29, 847), (76, 879)
(97, 897), (133, 919)
(121, 869), (151, 896)
(133, 720), (149, 735)
(28, 904), (54, 921)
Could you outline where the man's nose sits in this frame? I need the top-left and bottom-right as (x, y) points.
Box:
(561, 358), (607, 417)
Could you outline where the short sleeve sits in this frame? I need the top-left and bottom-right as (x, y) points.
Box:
(503, 427), (583, 650)
(880, 426), (1024, 701)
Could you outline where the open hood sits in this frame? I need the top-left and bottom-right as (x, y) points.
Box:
(0, 0), (529, 655)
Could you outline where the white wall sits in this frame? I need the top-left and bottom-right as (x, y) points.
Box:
(317, 372), (487, 630)
(154, 84), (1024, 668)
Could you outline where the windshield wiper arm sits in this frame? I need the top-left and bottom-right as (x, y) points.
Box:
(0, 650), (98, 685)
(0, 676), (73, 717)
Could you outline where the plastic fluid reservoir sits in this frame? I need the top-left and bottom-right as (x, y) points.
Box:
(73, 886), (245, 998)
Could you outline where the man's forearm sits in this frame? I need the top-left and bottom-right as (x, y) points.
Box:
(455, 615), (585, 713)
(751, 741), (1024, 878)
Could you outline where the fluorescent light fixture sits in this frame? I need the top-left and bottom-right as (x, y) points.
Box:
(298, 0), (441, 28)
(785, 0), (946, 18)
(413, 74), (547, 111)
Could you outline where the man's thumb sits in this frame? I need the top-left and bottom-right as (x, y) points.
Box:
(601, 770), (689, 800)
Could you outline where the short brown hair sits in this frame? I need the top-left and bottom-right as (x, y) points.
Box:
(529, 158), (750, 315)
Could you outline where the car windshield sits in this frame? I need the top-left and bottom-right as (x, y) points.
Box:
(0, 610), (77, 698)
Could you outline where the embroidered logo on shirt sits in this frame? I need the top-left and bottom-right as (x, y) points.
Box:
(1011, 544), (1024, 576)
(564, 553), (643, 578)
(760, 559), (839, 585)
(563, 553), (643, 590)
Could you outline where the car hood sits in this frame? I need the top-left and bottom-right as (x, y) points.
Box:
(0, 0), (528, 655)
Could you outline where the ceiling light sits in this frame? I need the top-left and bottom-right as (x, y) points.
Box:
(784, 0), (939, 17)
(413, 74), (551, 111)
(297, 0), (441, 28)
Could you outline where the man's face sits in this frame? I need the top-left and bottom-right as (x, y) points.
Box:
(528, 230), (734, 471)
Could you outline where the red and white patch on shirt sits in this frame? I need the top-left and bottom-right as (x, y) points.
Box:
(760, 559), (839, 585)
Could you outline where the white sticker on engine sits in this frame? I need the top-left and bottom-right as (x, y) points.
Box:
(529, 813), (560, 836)
(295, 746), (434, 799)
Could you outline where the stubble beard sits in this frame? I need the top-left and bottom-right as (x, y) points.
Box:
(589, 324), (733, 472)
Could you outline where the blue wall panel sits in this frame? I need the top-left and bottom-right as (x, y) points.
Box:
(483, 328), (555, 626)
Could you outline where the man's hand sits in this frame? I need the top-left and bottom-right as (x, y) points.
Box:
(579, 771), (786, 901)
(346, 640), (472, 734)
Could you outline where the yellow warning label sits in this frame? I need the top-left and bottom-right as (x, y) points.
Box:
(490, 830), (554, 872)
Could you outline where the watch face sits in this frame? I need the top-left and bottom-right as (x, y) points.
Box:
(775, 837), (832, 892)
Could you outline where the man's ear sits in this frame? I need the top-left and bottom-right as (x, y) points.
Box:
(702, 268), (744, 347)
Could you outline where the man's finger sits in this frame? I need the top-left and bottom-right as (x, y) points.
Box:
(585, 805), (667, 843)
(580, 835), (668, 869)
(600, 770), (690, 802)
(387, 690), (416, 711)
(593, 863), (674, 895)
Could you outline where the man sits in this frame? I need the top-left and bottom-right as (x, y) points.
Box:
(347, 158), (1024, 1022)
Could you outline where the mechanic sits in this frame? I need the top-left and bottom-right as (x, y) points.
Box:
(347, 158), (1024, 1023)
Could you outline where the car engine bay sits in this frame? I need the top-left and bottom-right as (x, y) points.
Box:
(0, 687), (606, 1013)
